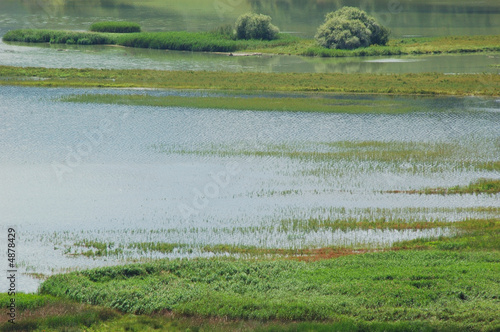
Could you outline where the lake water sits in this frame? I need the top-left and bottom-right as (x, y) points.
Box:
(1, 0), (499, 74)
(0, 0), (499, 292)
(1, 86), (499, 291)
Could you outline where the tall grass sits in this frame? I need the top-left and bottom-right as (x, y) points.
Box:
(38, 250), (500, 330)
(90, 21), (141, 33)
(2, 29), (116, 45)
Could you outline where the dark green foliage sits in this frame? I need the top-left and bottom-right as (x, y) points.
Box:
(115, 31), (241, 52)
(315, 7), (389, 49)
(2, 29), (115, 45)
(315, 16), (371, 50)
(90, 21), (141, 33)
(235, 13), (280, 40)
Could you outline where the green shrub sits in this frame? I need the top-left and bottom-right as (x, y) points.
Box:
(315, 7), (389, 50)
(90, 21), (141, 33)
(235, 13), (279, 40)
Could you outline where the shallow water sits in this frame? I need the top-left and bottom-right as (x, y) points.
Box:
(0, 86), (499, 291)
(1, 36), (498, 73)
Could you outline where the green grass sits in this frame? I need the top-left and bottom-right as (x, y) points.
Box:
(388, 178), (500, 195)
(1, 66), (498, 96)
(90, 21), (141, 33)
(37, 249), (499, 330)
(0, 294), (467, 332)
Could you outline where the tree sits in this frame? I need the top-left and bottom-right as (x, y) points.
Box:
(315, 7), (389, 50)
(235, 13), (280, 40)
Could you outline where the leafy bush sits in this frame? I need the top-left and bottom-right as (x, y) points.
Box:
(315, 7), (389, 50)
(235, 13), (279, 40)
(90, 21), (141, 33)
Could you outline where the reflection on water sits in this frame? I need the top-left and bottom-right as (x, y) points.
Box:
(0, 86), (499, 291)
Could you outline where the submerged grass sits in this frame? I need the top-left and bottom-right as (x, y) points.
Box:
(1, 65), (498, 96)
(388, 178), (500, 195)
(60, 93), (416, 114)
(153, 140), (499, 172)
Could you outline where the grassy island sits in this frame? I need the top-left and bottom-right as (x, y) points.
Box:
(3, 28), (500, 57)
(1, 66), (498, 96)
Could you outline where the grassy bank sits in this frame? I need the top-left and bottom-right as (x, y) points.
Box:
(3, 29), (500, 56)
(3, 29), (297, 53)
(1, 66), (498, 96)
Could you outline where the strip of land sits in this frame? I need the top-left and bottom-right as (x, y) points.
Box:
(1, 66), (498, 96)
(3, 29), (500, 57)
